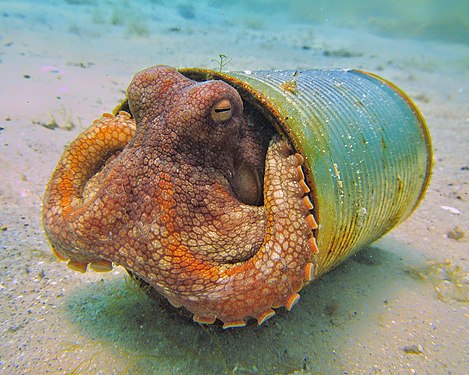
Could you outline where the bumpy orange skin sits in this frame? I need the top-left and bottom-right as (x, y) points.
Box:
(43, 65), (318, 327)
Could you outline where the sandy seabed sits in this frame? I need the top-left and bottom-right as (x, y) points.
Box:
(1, 1), (468, 374)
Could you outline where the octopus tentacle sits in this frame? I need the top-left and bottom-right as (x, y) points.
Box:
(43, 111), (136, 272)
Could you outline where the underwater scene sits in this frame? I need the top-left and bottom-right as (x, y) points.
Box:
(1, 0), (468, 374)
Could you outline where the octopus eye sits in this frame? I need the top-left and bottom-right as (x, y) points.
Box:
(211, 99), (232, 122)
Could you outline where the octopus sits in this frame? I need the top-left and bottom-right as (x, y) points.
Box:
(43, 65), (319, 328)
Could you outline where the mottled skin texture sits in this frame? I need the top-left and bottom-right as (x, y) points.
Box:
(43, 65), (319, 327)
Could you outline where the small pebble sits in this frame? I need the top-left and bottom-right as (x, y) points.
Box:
(440, 205), (461, 215)
(403, 344), (424, 355)
(447, 226), (465, 240)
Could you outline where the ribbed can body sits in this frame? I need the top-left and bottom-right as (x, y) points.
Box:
(179, 68), (433, 275)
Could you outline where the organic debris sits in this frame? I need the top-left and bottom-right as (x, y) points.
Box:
(406, 260), (469, 303)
